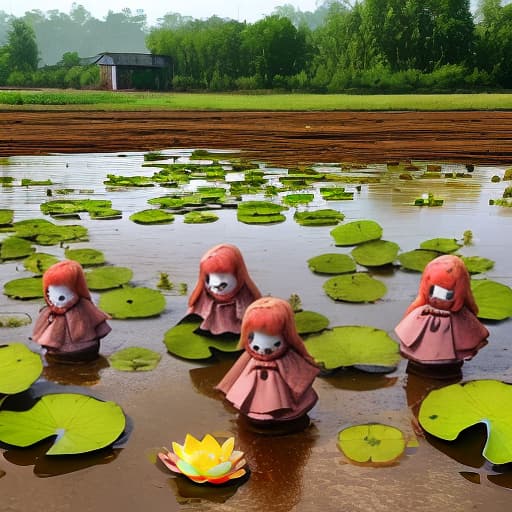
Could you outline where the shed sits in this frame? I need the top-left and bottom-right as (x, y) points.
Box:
(84, 52), (172, 91)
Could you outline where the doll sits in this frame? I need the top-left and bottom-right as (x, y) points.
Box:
(395, 254), (488, 374)
(187, 244), (261, 335)
(32, 260), (111, 361)
(215, 297), (319, 424)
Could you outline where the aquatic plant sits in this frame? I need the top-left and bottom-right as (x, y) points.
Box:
(330, 220), (383, 246)
(307, 253), (356, 274)
(0, 209), (13, 226)
(0, 236), (34, 260)
(0, 343), (43, 395)
(183, 211), (219, 224)
(129, 209), (175, 224)
(351, 240), (399, 267)
(65, 248), (105, 266)
(419, 237), (461, 253)
(109, 347), (161, 372)
(23, 252), (60, 274)
(85, 266), (133, 290)
(413, 192), (443, 206)
(470, 278), (512, 320)
(3, 277), (43, 299)
(294, 209), (344, 226)
(397, 249), (440, 272)
(323, 273), (387, 303)
(237, 201), (287, 224)
(99, 287), (166, 318)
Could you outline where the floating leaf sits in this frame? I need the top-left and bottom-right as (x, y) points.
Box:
(23, 252), (60, 274)
(148, 196), (186, 209)
(0, 313), (31, 328)
(88, 207), (123, 220)
(398, 249), (440, 272)
(282, 193), (314, 206)
(337, 424), (406, 465)
(304, 325), (399, 370)
(294, 310), (329, 334)
(237, 201), (286, 224)
(109, 347), (161, 371)
(0, 236), (34, 260)
(294, 209), (344, 226)
(419, 238), (461, 253)
(323, 273), (387, 303)
(460, 256), (495, 275)
(0, 209), (13, 226)
(164, 318), (239, 360)
(351, 240), (399, 267)
(307, 253), (356, 274)
(419, 380), (512, 465)
(320, 187), (354, 200)
(129, 209), (175, 224)
(470, 278), (512, 320)
(3, 277), (43, 299)
(183, 211), (219, 224)
(40, 199), (112, 215)
(0, 393), (125, 455)
(65, 248), (105, 266)
(104, 175), (154, 187)
(0, 343), (43, 394)
(85, 266), (133, 290)
(330, 220), (383, 246)
(99, 286), (166, 318)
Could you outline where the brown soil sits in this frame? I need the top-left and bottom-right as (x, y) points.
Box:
(2, 110), (512, 165)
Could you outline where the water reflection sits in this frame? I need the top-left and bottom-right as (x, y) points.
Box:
(42, 355), (110, 386)
(322, 367), (398, 391)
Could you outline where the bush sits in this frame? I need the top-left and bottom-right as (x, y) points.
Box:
(234, 75), (263, 91)
(172, 75), (198, 91)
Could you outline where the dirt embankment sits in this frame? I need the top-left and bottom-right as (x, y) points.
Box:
(2, 110), (512, 165)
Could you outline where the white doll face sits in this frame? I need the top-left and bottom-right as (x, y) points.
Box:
(47, 284), (78, 309)
(248, 330), (287, 359)
(205, 272), (237, 296)
(429, 284), (454, 309)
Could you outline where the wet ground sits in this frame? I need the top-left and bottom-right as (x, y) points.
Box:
(1, 123), (512, 511)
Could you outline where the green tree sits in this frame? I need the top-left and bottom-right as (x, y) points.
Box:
(7, 19), (39, 72)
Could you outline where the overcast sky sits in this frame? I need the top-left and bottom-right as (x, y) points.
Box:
(3, 0), (321, 25)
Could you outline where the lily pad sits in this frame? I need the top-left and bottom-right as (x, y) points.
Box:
(147, 196), (186, 209)
(0, 393), (125, 455)
(294, 311), (329, 334)
(0, 236), (34, 260)
(40, 199), (112, 216)
(398, 249), (440, 272)
(65, 248), (105, 266)
(460, 256), (495, 275)
(323, 273), (387, 303)
(23, 252), (60, 274)
(320, 187), (354, 200)
(108, 347), (161, 371)
(0, 209), (13, 226)
(237, 201), (287, 224)
(419, 238), (461, 253)
(337, 424), (406, 465)
(129, 209), (175, 224)
(282, 193), (314, 206)
(307, 253), (356, 275)
(36, 224), (88, 246)
(418, 380), (512, 465)
(164, 318), (240, 360)
(0, 343), (43, 394)
(0, 313), (32, 328)
(351, 240), (400, 267)
(3, 277), (43, 299)
(183, 211), (219, 224)
(85, 266), (133, 290)
(294, 209), (344, 226)
(99, 287), (166, 318)
(330, 220), (383, 246)
(104, 174), (154, 187)
(89, 208), (123, 220)
(304, 325), (400, 370)
(470, 278), (512, 320)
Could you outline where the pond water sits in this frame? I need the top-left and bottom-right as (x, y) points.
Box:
(1, 151), (511, 512)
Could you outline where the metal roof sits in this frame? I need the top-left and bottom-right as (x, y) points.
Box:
(82, 52), (171, 68)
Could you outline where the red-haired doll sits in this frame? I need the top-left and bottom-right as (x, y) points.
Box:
(187, 244), (261, 335)
(32, 260), (111, 360)
(395, 255), (488, 370)
(216, 297), (319, 423)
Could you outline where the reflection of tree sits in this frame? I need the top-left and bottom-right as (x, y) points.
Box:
(42, 355), (109, 386)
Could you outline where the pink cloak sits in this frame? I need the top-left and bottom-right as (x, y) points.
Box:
(215, 349), (320, 422)
(32, 298), (112, 354)
(395, 305), (489, 364)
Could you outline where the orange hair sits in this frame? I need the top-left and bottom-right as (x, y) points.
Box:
(239, 297), (315, 363)
(188, 244), (261, 306)
(43, 260), (91, 302)
(405, 254), (477, 315)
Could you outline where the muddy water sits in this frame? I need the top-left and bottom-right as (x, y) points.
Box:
(1, 151), (511, 512)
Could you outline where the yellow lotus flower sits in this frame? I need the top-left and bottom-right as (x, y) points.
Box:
(158, 434), (247, 484)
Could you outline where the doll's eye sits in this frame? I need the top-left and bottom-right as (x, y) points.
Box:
(274, 341), (281, 348)
(59, 295), (66, 302)
(248, 332), (254, 341)
(252, 345), (260, 352)
(446, 290), (454, 300)
(205, 275), (210, 284)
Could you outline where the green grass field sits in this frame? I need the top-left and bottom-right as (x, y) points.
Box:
(1, 89), (512, 111)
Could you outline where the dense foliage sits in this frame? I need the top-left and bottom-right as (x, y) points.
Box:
(0, 0), (512, 91)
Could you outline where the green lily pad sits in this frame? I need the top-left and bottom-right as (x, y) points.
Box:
(104, 174), (154, 187)
(294, 311), (329, 335)
(470, 279), (512, 320)
(108, 347), (161, 371)
(164, 318), (240, 360)
(337, 424), (406, 465)
(12, 218), (55, 238)
(460, 256), (495, 275)
(307, 253), (356, 275)
(304, 325), (400, 370)
(351, 240), (400, 267)
(129, 209), (175, 224)
(89, 207), (123, 220)
(419, 238), (462, 253)
(99, 287), (166, 318)
(294, 209), (344, 226)
(0, 393), (125, 455)
(0, 236), (34, 260)
(330, 220), (383, 246)
(0, 209), (13, 226)
(418, 380), (512, 465)
(23, 252), (60, 274)
(282, 193), (314, 206)
(85, 266), (133, 290)
(37, 225), (88, 246)
(65, 248), (105, 266)
(237, 201), (287, 224)
(320, 187), (354, 200)
(0, 343), (43, 394)
(0, 313), (32, 328)
(40, 199), (113, 215)
(398, 249), (440, 272)
(147, 196), (186, 209)
(183, 211), (219, 224)
(3, 277), (43, 299)
(323, 273), (387, 303)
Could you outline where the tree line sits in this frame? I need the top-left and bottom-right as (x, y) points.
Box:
(1, 0), (512, 92)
